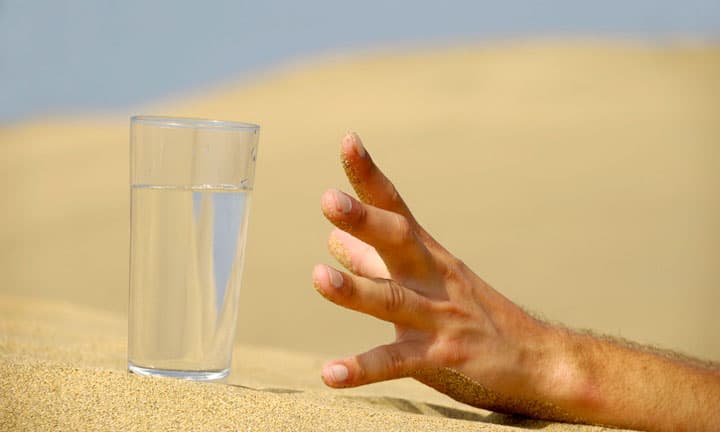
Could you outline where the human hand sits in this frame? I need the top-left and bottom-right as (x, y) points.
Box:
(312, 132), (576, 420)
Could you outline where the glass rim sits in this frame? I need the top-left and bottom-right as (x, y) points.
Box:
(131, 115), (260, 131)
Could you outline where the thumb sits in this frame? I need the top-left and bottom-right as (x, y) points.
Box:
(321, 341), (425, 388)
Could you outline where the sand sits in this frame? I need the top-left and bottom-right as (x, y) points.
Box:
(0, 295), (621, 431)
(1, 41), (718, 430)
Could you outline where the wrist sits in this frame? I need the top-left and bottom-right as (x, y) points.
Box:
(534, 326), (602, 415)
(508, 323), (623, 426)
(472, 317), (601, 422)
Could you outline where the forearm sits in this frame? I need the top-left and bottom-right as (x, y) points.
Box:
(542, 327), (720, 431)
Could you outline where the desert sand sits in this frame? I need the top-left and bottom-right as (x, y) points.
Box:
(1, 295), (622, 431)
(1, 41), (718, 430)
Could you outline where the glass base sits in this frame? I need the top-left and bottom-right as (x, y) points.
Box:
(128, 362), (229, 382)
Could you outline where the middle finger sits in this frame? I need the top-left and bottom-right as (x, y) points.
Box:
(321, 188), (434, 277)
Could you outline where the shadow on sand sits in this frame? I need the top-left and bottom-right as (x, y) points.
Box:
(231, 384), (551, 428)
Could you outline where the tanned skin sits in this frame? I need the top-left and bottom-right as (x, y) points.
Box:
(311, 132), (720, 431)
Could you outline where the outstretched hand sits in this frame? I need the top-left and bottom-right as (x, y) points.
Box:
(312, 132), (720, 431)
(312, 132), (570, 419)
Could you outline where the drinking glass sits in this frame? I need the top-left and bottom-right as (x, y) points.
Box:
(128, 116), (259, 381)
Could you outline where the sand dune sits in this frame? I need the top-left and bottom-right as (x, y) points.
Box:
(1, 41), (718, 430)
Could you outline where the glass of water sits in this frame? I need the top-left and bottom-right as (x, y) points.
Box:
(128, 116), (259, 381)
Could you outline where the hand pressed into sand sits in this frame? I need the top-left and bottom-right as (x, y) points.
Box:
(313, 132), (720, 431)
(312, 132), (575, 420)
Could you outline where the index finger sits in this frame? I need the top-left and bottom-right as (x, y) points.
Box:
(341, 132), (418, 225)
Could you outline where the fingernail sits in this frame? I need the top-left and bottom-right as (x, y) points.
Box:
(326, 266), (343, 288)
(334, 190), (352, 214)
(348, 131), (366, 158)
(324, 364), (348, 384)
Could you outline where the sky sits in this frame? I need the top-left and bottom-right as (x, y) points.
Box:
(1, 0), (718, 123)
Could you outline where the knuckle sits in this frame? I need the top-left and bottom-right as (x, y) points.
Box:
(440, 256), (467, 284)
(411, 296), (433, 317)
(450, 257), (467, 271)
(353, 203), (368, 228)
(428, 330), (477, 366)
(342, 275), (356, 299)
(383, 346), (407, 377)
(434, 301), (469, 320)
(383, 279), (406, 313)
(430, 337), (468, 367)
(388, 185), (402, 205)
(431, 302), (473, 337)
(392, 213), (415, 246)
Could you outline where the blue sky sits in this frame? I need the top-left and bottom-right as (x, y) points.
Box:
(1, 0), (718, 123)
